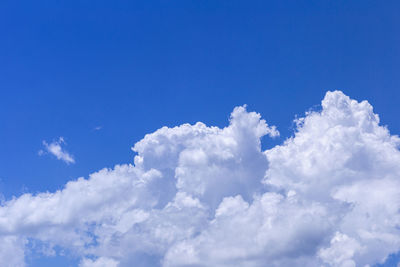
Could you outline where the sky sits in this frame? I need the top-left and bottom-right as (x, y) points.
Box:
(1, 1), (400, 266)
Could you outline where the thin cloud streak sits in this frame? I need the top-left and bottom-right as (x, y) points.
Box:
(39, 137), (75, 164)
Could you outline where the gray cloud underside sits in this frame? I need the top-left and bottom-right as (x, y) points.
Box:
(2, 91), (400, 267)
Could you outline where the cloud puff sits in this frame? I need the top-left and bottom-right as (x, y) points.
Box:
(39, 137), (75, 164)
(1, 91), (400, 266)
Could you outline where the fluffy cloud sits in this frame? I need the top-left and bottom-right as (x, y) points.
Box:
(39, 137), (75, 164)
(1, 91), (400, 266)
(0, 236), (26, 267)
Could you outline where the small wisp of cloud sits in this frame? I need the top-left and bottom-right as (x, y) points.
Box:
(38, 137), (75, 164)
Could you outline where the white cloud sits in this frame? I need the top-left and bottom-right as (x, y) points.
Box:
(39, 137), (75, 164)
(0, 236), (26, 267)
(2, 91), (400, 266)
(318, 232), (361, 267)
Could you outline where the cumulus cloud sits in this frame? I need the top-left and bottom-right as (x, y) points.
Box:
(2, 91), (400, 266)
(39, 137), (75, 164)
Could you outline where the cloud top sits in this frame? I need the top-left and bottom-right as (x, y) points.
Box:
(2, 91), (400, 266)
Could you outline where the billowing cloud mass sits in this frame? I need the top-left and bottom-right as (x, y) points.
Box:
(39, 137), (75, 164)
(2, 91), (400, 266)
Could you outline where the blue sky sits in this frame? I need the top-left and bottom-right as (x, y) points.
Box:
(1, 1), (400, 266)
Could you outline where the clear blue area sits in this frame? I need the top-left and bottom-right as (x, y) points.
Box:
(0, 0), (399, 266)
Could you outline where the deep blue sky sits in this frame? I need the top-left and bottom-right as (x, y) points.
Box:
(0, 1), (399, 265)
